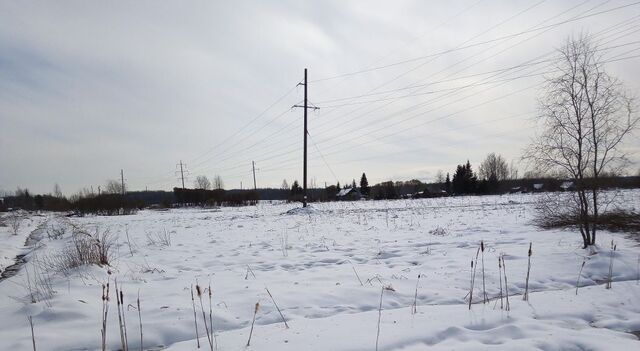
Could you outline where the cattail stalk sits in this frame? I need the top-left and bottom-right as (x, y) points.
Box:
(636, 255), (639, 285)
(468, 247), (480, 310)
(196, 285), (213, 351)
(502, 256), (510, 311)
(209, 283), (217, 351)
(115, 280), (128, 351)
(606, 241), (616, 289)
(101, 282), (110, 351)
(137, 290), (143, 351)
(246, 302), (259, 347)
(121, 289), (129, 351)
(498, 257), (503, 310)
(411, 274), (421, 315)
(576, 259), (586, 295)
(481, 241), (488, 304)
(191, 285), (200, 348)
(28, 316), (36, 351)
(265, 288), (289, 328)
(523, 242), (532, 301)
(468, 259), (474, 310)
(375, 287), (384, 351)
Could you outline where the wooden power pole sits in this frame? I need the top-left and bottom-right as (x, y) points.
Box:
(179, 160), (185, 189)
(252, 161), (257, 190)
(293, 68), (319, 207)
(120, 169), (125, 196)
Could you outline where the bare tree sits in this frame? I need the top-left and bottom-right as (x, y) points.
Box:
(105, 180), (124, 194)
(194, 176), (211, 190)
(213, 175), (224, 190)
(53, 183), (63, 198)
(524, 35), (638, 248)
(281, 179), (289, 190)
(508, 160), (519, 180)
(478, 153), (509, 181)
(435, 170), (446, 183)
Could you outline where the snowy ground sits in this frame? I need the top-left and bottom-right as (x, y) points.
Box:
(0, 191), (639, 350)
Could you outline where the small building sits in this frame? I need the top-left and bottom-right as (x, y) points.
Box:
(336, 187), (362, 201)
(560, 181), (575, 191)
(411, 189), (448, 199)
(533, 183), (544, 192)
(509, 186), (523, 194)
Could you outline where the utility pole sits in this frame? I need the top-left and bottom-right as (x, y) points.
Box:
(293, 68), (319, 207)
(178, 160), (186, 189)
(252, 161), (257, 190)
(120, 169), (125, 196)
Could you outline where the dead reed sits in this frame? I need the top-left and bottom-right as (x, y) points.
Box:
(502, 255), (510, 311)
(101, 282), (110, 351)
(196, 284), (213, 351)
(376, 285), (395, 351)
(606, 240), (616, 289)
(191, 285), (200, 349)
(576, 258), (586, 295)
(523, 242), (532, 301)
(481, 241), (488, 304)
(137, 290), (143, 351)
(411, 274), (421, 315)
(265, 287), (289, 328)
(28, 316), (36, 351)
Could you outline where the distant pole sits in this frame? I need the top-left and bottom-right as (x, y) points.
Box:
(241, 181), (243, 190)
(179, 160), (185, 189)
(120, 169), (125, 195)
(252, 161), (257, 190)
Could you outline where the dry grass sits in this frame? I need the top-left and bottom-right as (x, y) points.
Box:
(536, 208), (640, 234)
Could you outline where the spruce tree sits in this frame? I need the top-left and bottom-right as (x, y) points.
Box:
(445, 173), (451, 193)
(360, 173), (370, 196)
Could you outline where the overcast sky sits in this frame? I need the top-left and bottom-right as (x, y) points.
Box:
(1, 0), (639, 195)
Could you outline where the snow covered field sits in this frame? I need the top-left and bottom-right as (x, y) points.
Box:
(1, 191), (639, 350)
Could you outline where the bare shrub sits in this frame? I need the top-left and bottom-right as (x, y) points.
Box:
(24, 254), (56, 306)
(429, 226), (448, 236)
(40, 225), (115, 275)
(534, 193), (640, 233)
(146, 229), (171, 247)
(46, 223), (65, 240)
(8, 213), (22, 235)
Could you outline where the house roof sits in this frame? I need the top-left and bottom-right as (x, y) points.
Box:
(337, 188), (356, 197)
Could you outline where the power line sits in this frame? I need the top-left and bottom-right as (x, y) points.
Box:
(310, 0), (640, 82)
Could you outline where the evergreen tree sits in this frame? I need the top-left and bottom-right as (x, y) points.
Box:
(351, 179), (357, 189)
(291, 180), (302, 195)
(336, 181), (340, 190)
(451, 161), (477, 195)
(445, 173), (451, 193)
(360, 173), (370, 196)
